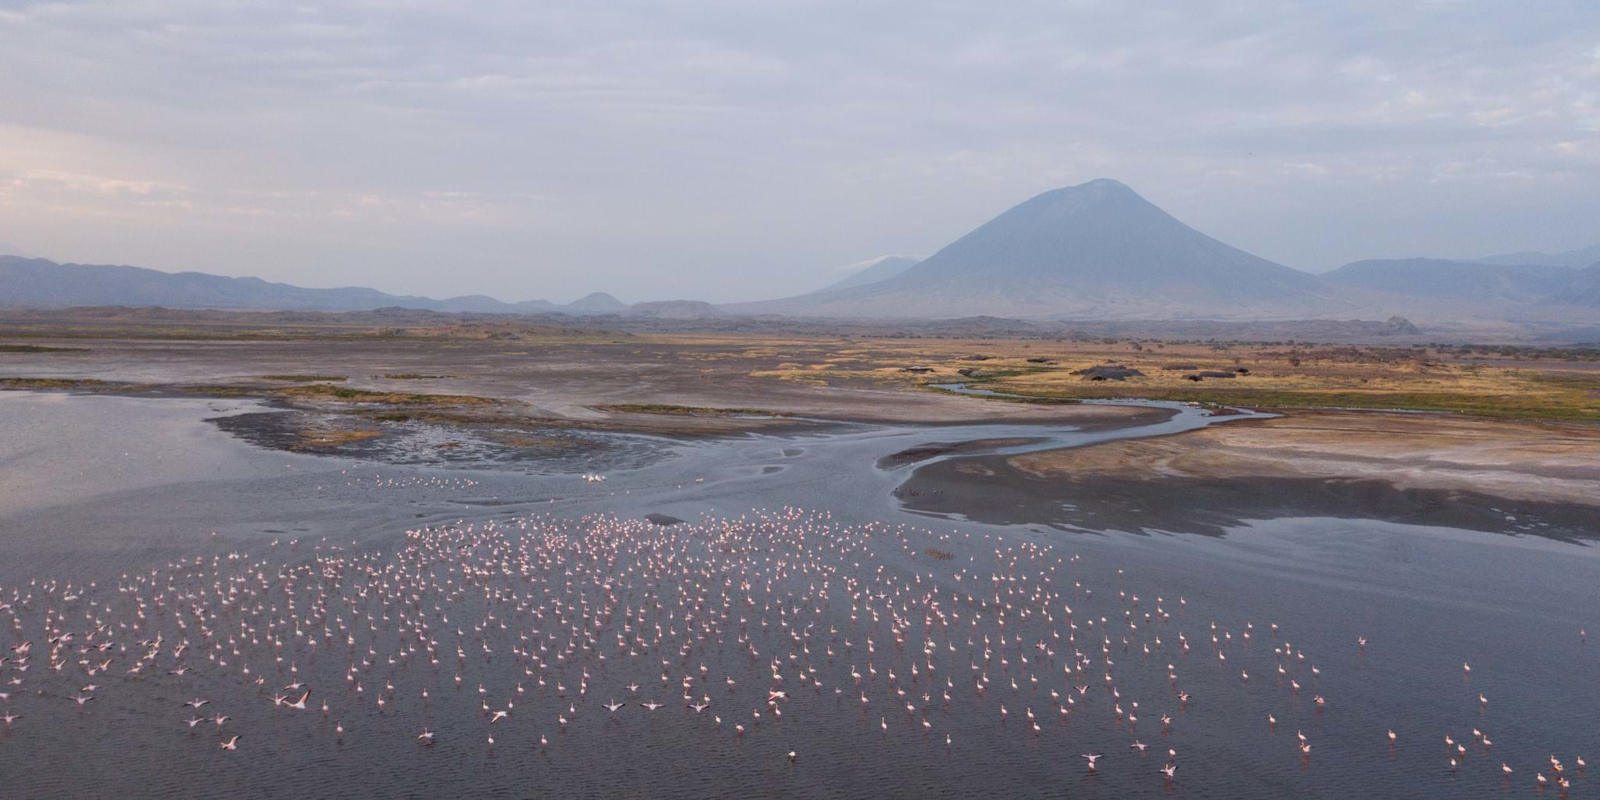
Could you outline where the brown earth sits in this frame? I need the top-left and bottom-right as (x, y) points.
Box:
(1011, 410), (1600, 505)
(895, 410), (1600, 539)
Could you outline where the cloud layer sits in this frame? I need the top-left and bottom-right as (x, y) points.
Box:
(2, 1), (1597, 302)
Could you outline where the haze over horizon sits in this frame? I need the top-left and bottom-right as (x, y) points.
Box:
(3, 1), (1598, 304)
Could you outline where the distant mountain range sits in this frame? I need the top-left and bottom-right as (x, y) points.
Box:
(0, 255), (489, 312)
(4, 181), (1597, 328)
(1473, 244), (1600, 269)
(1321, 258), (1592, 315)
(0, 256), (718, 319)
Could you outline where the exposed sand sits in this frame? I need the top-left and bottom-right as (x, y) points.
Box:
(1010, 410), (1600, 506)
(895, 410), (1600, 539)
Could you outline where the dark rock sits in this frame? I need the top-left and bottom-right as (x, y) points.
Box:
(1071, 365), (1145, 381)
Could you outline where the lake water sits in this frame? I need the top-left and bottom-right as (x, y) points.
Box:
(0, 391), (1595, 798)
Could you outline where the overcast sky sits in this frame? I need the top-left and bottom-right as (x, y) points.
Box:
(2, 1), (1597, 303)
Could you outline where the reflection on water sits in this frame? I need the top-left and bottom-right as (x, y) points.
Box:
(210, 408), (678, 473)
(0, 391), (1595, 799)
(0, 392), (323, 514)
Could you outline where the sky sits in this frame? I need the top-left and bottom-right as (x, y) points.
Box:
(1, 1), (1597, 304)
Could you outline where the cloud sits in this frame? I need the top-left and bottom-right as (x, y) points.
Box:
(1, 0), (1597, 300)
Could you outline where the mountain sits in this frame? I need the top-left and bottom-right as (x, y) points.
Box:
(1322, 259), (1575, 304)
(1323, 257), (1600, 312)
(819, 256), (921, 292)
(0, 254), (739, 318)
(629, 300), (726, 319)
(0, 255), (583, 314)
(1475, 244), (1600, 268)
(720, 256), (921, 316)
(733, 179), (1343, 319)
(1552, 263), (1600, 306)
(565, 292), (629, 315)
(0, 255), (462, 311)
(8, 194), (1595, 327)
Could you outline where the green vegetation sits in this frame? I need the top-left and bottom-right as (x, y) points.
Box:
(294, 428), (384, 448)
(957, 366), (1054, 382)
(0, 377), (107, 389)
(262, 374), (346, 382)
(924, 385), (1081, 406)
(0, 344), (86, 353)
(1528, 372), (1600, 393)
(272, 382), (496, 406)
(482, 431), (584, 449)
(179, 384), (258, 398)
(938, 383), (1600, 421)
(598, 403), (790, 417)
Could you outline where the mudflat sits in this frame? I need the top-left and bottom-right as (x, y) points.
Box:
(897, 410), (1600, 538)
(4, 310), (1597, 534)
(0, 315), (1188, 438)
(1013, 410), (1600, 502)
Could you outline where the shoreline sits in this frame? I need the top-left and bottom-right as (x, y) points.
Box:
(6, 322), (1598, 545)
(0, 369), (1181, 447)
(894, 409), (1600, 541)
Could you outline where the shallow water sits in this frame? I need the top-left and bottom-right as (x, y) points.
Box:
(0, 391), (1595, 799)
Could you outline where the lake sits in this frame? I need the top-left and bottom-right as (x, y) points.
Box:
(0, 391), (1594, 798)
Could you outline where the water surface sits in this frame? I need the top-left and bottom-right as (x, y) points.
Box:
(0, 392), (1594, 799)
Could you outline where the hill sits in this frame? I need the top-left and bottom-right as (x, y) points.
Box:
(0, 255), (611, 315)
(1322, 259), (1575, 304)
(565, 292), (629, 315)
(819, 256), (921, 292)
(733, 179), (1346, 320)
(1475, 244), (1600, 268)
(1553, 263), (1600, 307)
(0, 255), (463, 312)
(1323, 258), (1600, 312)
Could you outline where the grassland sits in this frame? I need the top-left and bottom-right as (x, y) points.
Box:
(712, 336), (1600, 421)
(0, 377), (110, 390)
(262, 374), (347, 382)
(0, 344), (87, 353)
(271, 383), (497, 406)
(2, 308), (1596, 423)
(596, 403), (792, 417)
(294, 428), (385, 449)
(0, 376), (501, 416)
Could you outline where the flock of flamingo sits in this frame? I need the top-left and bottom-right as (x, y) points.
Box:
(0, 507), (1589, 794)
(331, 473), (483, 492)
